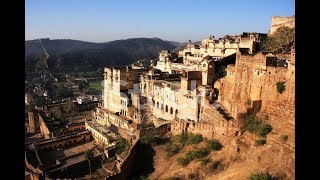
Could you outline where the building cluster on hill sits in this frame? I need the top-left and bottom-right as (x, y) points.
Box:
(25, 16), (295, 179)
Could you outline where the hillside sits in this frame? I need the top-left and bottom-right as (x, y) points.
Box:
(25, 38), (177, 73)
(149, 115), (294, 180)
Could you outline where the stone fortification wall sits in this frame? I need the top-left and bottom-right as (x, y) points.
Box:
(105, 140), (139, 179)
(171, 99), (241, 144)
(139, 123), (171, 137)
(171, 119), (239, 145)
(270, 16), (295, 34)
(217, 51), (295, 121)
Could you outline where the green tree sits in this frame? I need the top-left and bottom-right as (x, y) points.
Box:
(49, 105), (63, 119)
(62, 101), (77, 117)
(242, 114), (272, 138)
(51, 85), (73, 101)
(77, 80), (89, 92)
(262, 26), (295, 54)
(140, 135), (161, 146)
(115, 137), (130, 155)
(84, 149), (94, 179)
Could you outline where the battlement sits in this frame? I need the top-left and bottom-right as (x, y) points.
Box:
(270, 16), (295, 35)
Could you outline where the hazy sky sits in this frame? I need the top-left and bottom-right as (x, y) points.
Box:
(26, 0), (295, 43)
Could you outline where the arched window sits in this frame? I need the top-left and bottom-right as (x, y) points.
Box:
(170, 107), (173, 114)
(157, 102), (159, 109)
(165, 105), (168, 112)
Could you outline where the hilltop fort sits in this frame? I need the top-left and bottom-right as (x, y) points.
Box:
(25, 16), (295, 179)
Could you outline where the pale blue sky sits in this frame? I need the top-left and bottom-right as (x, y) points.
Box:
(25, 0), (295, 42)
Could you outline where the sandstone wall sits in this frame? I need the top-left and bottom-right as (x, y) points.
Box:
(270, 16), (295, 35)
(217, 51), (295, 121)
(139, 123), (171, 137)
(106, 140), (139, 179)
(171, 107), (240, 145)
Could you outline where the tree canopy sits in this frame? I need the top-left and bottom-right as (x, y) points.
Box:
(50, 85), (74, 101)
(262, 26), (295, 54)
(84, 149), (94, 161)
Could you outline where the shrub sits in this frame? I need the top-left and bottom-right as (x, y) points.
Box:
(206, 139), (223, 151)
(177, 133), (189, 144)
(140, 135), (161, 146)
(165, 142), (182, 157)
(178, 148), (210, 167)
(187, 134), (203, 144)
(174, 133), (203, 145)
(249, 172), (275, 180)
(115, 137), (130, 155)
(280, 135), (288, 141)
(185, 148), (210, 160)
(255, 139), (267, 146)
(242, 114), (272, 138)
(257, 124), (273, 138)
(276, 82), (286, 94)
(177, 157), (191, 167)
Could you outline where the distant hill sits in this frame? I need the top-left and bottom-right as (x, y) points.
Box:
(164, 40), (185, 47)
(171, 41), (202, 53)
(171, 43), (187, 53)
(25, 38), (177, 73)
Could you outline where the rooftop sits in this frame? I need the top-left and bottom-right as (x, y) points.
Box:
(154, 80), (180, 90)
(86, 119), (118, 140)
(38, 141), (95, 165)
